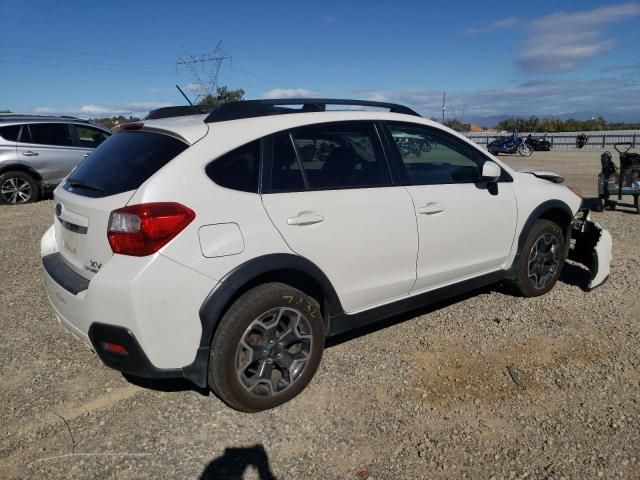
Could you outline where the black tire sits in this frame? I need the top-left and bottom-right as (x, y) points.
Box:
(208, 282), (324, 412)
(509, 220), (565, 297)
(0, 171), (40, 205)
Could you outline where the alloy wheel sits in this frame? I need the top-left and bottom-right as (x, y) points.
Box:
(527, 233), (560, 289)
(1, 177), (32, 204)
(235, 307), (313, 396)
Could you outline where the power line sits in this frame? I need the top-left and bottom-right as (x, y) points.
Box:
(0, 59), (180, 76)
(0, 42), (173, 64)
(0, 53), (173, 73)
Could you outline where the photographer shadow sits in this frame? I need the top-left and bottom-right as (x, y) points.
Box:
(200, 444), (277, 480)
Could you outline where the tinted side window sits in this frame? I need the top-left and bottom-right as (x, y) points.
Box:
(206, 141), (260, 193)
(0, 125), (20, 141)
(291, 122), (390, 190)
(28, 123), (73, 147)
(74, 125), (110, 148)
(65, 131), (188, 198)
(270, 133), (305, 192)
(388, 123), (480, 185)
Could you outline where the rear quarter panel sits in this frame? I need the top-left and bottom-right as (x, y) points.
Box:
(126, 127), (293, 282)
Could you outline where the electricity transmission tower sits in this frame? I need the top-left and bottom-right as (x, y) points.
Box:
(176, 41), (231, 102)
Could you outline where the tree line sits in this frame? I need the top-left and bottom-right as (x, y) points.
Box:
(494, 116), (640, 133)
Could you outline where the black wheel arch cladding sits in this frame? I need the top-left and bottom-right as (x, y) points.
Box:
(508, 199), (574, 278)
(197, 254), (342, 351)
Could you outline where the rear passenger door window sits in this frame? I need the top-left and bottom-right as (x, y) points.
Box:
(290, 122), (390, 190)
(269, 133), (306, 192)
(0, 125), (20, 141)
(27, 123), (74, 147)
(205, 141), (260, 193)
(387, 122), (480, 185)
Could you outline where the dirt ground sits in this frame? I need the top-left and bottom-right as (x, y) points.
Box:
(1, 149), (638, 479)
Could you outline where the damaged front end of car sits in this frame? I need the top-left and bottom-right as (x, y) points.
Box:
(569, 209), (612, 290)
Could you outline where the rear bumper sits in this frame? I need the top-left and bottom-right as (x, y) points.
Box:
(88, 323), (186, 380)
(40, 224), (215, 386)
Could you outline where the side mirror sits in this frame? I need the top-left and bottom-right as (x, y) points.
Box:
(481, 160), (501, 182)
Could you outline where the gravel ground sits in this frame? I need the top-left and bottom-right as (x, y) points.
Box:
(1, 149), (638, 479)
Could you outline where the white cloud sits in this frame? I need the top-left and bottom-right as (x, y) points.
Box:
(79, 104), (113, 115)
(466, 4), (640, 74)
(519, 3), (640, 73)
(262, 88), (319, 99)
(465, 17), (519, 35)
(183, 82), (204, 93)
(354, 77), (640, 119)
(366, 93), (390, 102)
(120, 102), (173, 111)
(31, 101), (174, 118)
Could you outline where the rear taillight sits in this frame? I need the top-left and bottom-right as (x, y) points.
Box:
(107, 203), (195, 256)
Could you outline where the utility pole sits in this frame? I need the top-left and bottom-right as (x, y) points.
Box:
(176, 41), (231, 103)
(441, 92), (446, 124)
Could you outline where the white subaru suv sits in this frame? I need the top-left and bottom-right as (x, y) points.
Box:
(41, 99), (612, 412)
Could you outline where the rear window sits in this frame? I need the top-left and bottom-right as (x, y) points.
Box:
(64, 131), (188, 197)
(0, 125), (20, 141)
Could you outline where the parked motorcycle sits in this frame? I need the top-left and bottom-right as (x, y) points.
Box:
(525, 134), (551, 151)
(576, 133), (590, 148)
(488, 131), (532, 157)
(395, 135), (431, 157)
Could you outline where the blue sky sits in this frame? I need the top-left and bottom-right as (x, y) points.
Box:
(1, 0), (639, 121)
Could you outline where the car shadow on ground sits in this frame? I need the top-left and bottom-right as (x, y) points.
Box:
(200, 444), (278, 480)
(326, 286), (494, 348)
(122, 374), (210, 396)
(559, 262), (592, 292)
(584, 195), (638, 215)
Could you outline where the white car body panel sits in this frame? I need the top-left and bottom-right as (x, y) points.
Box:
(406, 182), (517, 292)
(261, 187), (418, 313)
(128, 140), (293, 281)
(590, 224), (612, 289)
(41, 225), (211, 368)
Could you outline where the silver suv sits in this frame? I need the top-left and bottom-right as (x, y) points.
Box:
(0, 115), (111, 205)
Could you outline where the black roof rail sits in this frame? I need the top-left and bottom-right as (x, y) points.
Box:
(0, 113), (92, 124)
(203, 98), (421, 123)
(144, 105), (218, 120)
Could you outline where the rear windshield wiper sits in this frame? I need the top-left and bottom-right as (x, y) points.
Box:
(67, 178), (104, 192)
